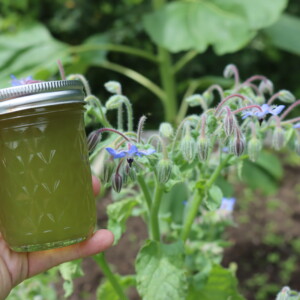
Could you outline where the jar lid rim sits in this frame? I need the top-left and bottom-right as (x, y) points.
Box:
(0, 80), (84, 101)
(0, 81), (85, 115)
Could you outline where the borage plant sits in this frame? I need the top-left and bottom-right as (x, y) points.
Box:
(81, 64), (300, 300)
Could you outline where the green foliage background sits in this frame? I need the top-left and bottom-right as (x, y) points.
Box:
(2, 1), (300, 299)
(0, 0), (300, 126)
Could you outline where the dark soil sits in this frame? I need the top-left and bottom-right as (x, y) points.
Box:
(223, 165), (300, 300)
(57, 165), (300, 300)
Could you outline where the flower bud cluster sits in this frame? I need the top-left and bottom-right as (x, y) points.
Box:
(90, 65), (300, 195)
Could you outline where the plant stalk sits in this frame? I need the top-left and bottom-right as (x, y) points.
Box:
(94, 253), (129, 300)
(181, 155), (231, 241)
(150, 183), (164, 241)
(137, 175), (152, 212)
(70, 44), (158, 63)
(157, 48), (178, 124)
(98, 61), (166, 101)
(122, 97), (133, 131)
(117, 105), (123, 131)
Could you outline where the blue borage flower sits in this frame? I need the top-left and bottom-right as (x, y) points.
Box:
(10, 75), (41, 86)
(242, 103), (285, 119)
(219, 197), (236, 212)
(106, 144), (155, 166)
(293, 123), (300, 129)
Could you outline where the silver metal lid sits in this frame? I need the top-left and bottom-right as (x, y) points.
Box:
(0, 80), (85, 115)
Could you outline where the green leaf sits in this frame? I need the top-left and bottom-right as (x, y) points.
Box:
(0, 22), (68, 87)
(59, 260), (84, 298)
(97, 275), (135, 300)
(187, 265), (245, 300)
(241, 160), (278, 195)
(143, 0), (287, 54)
(190, 256), (213, 290)
(78, 33), (109, 66)
(107, 198), (139, 244)
(215, 176), (234, 197)
(135, 240), (188, 300)
(255, 151), (283, 180)
(264, 14), (300, 56)
(204, 185), (223, 211)
(160, 182), (189, 225)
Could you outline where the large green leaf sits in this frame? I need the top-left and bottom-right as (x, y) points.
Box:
(0, 22), (68, 87)
(241, 160), (279, 195)
(135, 240), (188, 300)
(255, 151), (283, 180)
(264, 13), (300, 56)
(107, 198), (139, 244)
(187, 265), (245, 300)
(143, 0), (287, 54)
(76, 33), (109, 66)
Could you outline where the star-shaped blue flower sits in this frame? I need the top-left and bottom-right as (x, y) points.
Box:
(106, 144), (155, 165)
(219, 197), (236, 212)
(10, 75), (40, 86)
(242, 104), (285, 119)
(294, 123), (300, 129)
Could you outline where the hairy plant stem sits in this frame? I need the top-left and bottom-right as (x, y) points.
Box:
(200, 114), (207, 138)
(180, 190), (204, 242)
(215, 94), (250, 114)
(97, 128), (131, 142)
(147, 134), (162, 151)
(122, 97), (133, 131)
(227, 64), (240, 88)
(67, 74), (92, 95)
(137, 116), (147, 143)
(267, 91), (282, 105)
(85, 95), (112, 128)
(94, 253), (129, 300)
(181, 155), (231, 241)
(57, 59), (66, 80)
(232, 104), (263, 115)
(242, 75), (268, 86)
(117, 105), (123, 131)
(150, 182), (164, 241)
(137, 175), (152, 213)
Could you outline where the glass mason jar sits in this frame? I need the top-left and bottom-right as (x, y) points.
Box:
(0, 80), (96, 252)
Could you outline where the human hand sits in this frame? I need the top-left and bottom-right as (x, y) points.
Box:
(0, 176), (114, 300)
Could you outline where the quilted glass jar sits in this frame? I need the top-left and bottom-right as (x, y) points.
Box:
(0, 81), (96, 252)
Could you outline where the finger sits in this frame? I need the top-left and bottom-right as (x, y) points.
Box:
(92, 175), (101, 196)
(27, 229), (114, 278)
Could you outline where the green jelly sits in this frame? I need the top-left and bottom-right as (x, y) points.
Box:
(0, 81), (96, 252)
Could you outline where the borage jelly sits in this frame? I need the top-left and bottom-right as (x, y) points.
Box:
(0, 80), (96, 252)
